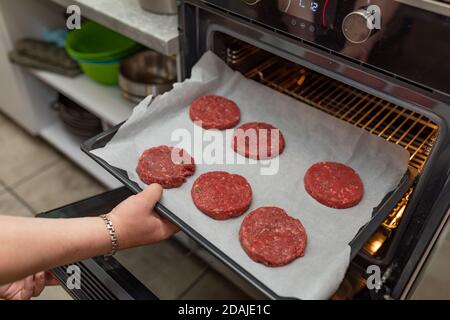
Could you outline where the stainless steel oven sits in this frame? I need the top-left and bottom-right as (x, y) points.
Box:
(40, 0), (450, 299)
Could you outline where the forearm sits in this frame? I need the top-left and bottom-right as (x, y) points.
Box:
(0, 215), (110, 285)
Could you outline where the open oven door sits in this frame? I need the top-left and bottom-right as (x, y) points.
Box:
(35, 180), (449, 300)
(37, 187), (158, 300)
(37, 185), (450, 300)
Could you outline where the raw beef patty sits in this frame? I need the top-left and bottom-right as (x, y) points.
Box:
(189, 95), (240, 130)
(304, 162), (364, 209)
(232, 122), (285, 160)
(239, 207), (307, 267)
(191, 171), (252, 220)
(136, 145), (195, 188)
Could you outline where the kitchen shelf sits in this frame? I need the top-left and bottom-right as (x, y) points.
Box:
(50, 0), (179, 56)
(29, 69), (134, 126)
(40, 121), (123, 189)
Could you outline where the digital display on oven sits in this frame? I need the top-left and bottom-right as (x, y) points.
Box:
(278, 0), (328, 23)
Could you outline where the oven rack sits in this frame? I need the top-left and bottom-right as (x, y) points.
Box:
(242, 57), (437, 172)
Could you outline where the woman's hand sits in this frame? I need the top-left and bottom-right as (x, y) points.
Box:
(0, 271), (59, 300)
(108, 183), (179, 250)
(0, 184), (178, 289)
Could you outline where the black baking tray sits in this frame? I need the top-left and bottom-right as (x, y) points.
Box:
(81, 123), (411, 300)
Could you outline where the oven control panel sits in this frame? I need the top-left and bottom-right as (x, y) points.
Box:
(206, 0), (379, 51)
(202, 0), (450, 95)
(277, 0), (333, 26)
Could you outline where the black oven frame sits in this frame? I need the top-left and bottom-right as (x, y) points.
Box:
(178, 0), (450, 299)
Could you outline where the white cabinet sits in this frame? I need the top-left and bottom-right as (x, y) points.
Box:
(0, 11), (34, 131)
(0, 0), (177, 186)
(0, 0), (64, 133)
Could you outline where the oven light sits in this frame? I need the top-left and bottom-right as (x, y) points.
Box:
(296, 68), (306, 86)
(363, 189), (412, 256)
(382, 189), (412, 230)
(363, 231), (387, 255)
(383, 205), (406, 229)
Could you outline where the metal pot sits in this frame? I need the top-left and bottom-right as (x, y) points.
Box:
(119, 50), (177, 102)
(138, 0), (177, 15)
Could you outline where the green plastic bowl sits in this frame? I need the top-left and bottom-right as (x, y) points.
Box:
(78, 59), (121, 85)
(65, 21), (140, 61)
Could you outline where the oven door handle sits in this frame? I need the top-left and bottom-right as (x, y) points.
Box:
(38, 187), (159, 300)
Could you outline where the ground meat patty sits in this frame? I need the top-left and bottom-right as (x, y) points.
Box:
(304, 162), (364, 209)
(232, 122), (285, 160)
(136, 145), (195, 189)
(240, 207), (307, 267)
(191, 171), (252, 220)
(189, 95), (241, 130)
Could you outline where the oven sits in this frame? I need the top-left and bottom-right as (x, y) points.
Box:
(39, 0), (450, 300)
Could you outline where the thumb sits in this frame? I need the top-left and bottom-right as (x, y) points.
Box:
(136, 183), (163, 210)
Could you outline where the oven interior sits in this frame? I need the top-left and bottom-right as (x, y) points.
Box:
(211, 32), (439, 299)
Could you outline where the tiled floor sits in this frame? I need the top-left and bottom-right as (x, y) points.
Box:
(0, 112), (106, 300)
(0, 111), (250, 300)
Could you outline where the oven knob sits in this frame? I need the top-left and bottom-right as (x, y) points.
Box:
(241, 0), (262, 5)
(342, 9), (375, 44)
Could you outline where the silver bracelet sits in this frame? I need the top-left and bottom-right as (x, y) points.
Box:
(100, 214), (118, 258)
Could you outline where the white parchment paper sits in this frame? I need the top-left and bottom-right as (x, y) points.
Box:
(92, 51), (409, 299)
